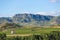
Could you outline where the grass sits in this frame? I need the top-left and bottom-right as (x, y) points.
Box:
(1, 27), (60, 35)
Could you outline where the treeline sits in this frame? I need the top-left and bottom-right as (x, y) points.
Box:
(0, 31), (60, 40)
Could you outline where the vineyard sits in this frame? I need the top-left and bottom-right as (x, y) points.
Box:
(0, 27), (60, 40)
(0, 31), (60, 40)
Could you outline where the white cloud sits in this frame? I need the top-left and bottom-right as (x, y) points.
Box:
(49, 0), (58, 3)
(49, 0), (57, 2)
(36, 11), (60, 16)
(35, 12), (48, 15)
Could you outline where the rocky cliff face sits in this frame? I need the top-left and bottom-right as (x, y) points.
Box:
(0, 13), (60, 27)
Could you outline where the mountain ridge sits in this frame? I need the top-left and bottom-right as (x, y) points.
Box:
(0, 13), (60, 27)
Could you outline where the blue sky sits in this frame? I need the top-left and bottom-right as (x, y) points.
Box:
(0, 0), (60, 17)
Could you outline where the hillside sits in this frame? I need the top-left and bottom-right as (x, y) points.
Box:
(0, 13), (60, 27)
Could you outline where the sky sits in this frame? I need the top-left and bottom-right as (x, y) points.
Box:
(0, 0), (60, 17)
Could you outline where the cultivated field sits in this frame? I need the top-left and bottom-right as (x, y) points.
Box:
(1, 27), (60, 35)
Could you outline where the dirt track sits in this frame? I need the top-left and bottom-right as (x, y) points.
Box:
(7, 34), (32, 36)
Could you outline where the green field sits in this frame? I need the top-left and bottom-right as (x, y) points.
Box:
(1, 27), (60, 35)
(0, 27), (60, 40)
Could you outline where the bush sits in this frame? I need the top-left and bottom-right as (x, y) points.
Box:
(0, 33), (6, 40)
